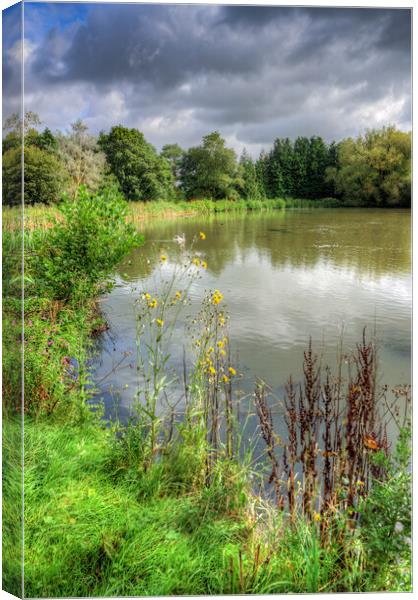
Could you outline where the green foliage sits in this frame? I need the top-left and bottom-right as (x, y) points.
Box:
(2, 144), (66, 206)
(180, 131), (241, 200)
(57, 120), (107, 197)
(358, 426), (412, 590)
(327, 127), (411, 207)
(30, 186), (143, 301)
(262, 135), (335, 199)
(99, 125), (175, 201)
(35, 127), (59, 153)
(239, 150), (263, 199)
(161, 143), (184, 185)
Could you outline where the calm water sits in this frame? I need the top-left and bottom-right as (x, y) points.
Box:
(92, 208), (411, 426)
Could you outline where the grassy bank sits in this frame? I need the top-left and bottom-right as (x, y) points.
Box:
(2, 186), (412, 596)
(2, 196), (345, 232)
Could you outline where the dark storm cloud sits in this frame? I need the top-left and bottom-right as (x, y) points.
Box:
(2, 3), (23, 120)
(10, 3), (411, 155)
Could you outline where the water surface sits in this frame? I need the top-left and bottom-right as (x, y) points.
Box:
(92, 208), (411, 425)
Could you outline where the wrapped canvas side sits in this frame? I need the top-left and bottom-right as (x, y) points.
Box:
(2, 2), (24, 598)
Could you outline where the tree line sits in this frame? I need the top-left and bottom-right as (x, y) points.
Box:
(2, 112), (411, 207)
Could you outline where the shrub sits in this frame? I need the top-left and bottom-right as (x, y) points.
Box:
(29, 186), (143, 301)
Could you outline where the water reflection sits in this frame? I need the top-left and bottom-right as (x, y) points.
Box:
(91, 208), (411, 423)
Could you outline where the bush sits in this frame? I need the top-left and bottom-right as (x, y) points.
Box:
(29, 186), (143, 301)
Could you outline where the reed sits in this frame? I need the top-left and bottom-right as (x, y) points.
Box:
(254, 330), (411, 536)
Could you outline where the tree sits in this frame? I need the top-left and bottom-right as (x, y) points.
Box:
(3, 145), (66, 206)
(180, 132), (241, 200)
(161, 143), (184, 186)
(57, 120), (107, 197)
(255, 150), (269, 198)
(305, 136), (329, 198)
(264, 138), (295, 198)
(2, 111), (43, 154)
(239, 149), (263, 199)
(327, 127), (411, 207)
(98, 125), (174, 201)
(292, 137), (310, 197)
(36, 128), (59, 154)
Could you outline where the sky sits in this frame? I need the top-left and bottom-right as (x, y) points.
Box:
(2, 2), (412, 157)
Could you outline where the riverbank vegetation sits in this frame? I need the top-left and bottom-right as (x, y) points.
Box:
(2, 186), (411, 595)
(2, 112), (411, 208)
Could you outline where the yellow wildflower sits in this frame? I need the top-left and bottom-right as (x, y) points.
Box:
(211, 289), (224, 305)
(209, 366), (216, 376)
(217, 340), (224, 349)
(220, 349), (226, 357)
(144, 292), (151, 300)
(201, 260), (207, 269)
(175, 291), (182, 300)
(192, 257), (201, 267)
(313, 512), (321, 522)
(156, 318), (164, 327)
(160, 254), (167, 262)
(148, 298), (158, 309)
(356, 480), (365, 487)
(199, 231), (206, 240)
(219, 316), (226, 326)
(207, 346), (214, 354)
(228, 367), (237, 376)
(222, 374), (230, 383)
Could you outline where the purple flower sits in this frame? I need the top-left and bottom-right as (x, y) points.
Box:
(47, 340), (53, 347)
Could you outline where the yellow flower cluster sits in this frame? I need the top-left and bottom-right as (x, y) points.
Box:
(191, 256), (208, 269)
(211, 289), (224, 305)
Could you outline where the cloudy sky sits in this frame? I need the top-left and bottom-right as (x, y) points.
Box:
(3, 2), (412, 156)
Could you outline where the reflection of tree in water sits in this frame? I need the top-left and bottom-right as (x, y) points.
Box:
(117, 209), (410, 280)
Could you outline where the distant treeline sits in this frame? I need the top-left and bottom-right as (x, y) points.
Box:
(2, 112), (411, 207)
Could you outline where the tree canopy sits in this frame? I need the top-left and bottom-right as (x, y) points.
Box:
(180, 132), (241, 200)
(98, 126), (174, 201)
(57, 120), (107, 198)
(326, 127), (411, 207)
(1, 111), (411, 207)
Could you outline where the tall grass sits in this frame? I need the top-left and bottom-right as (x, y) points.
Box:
(3, 195), (345, 233)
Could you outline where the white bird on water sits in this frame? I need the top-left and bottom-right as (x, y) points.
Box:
(173, 233), (186, 246)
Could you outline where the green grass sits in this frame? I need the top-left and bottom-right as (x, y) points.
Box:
(23, 419), (250, 597)
(19, 417), (411, 597)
